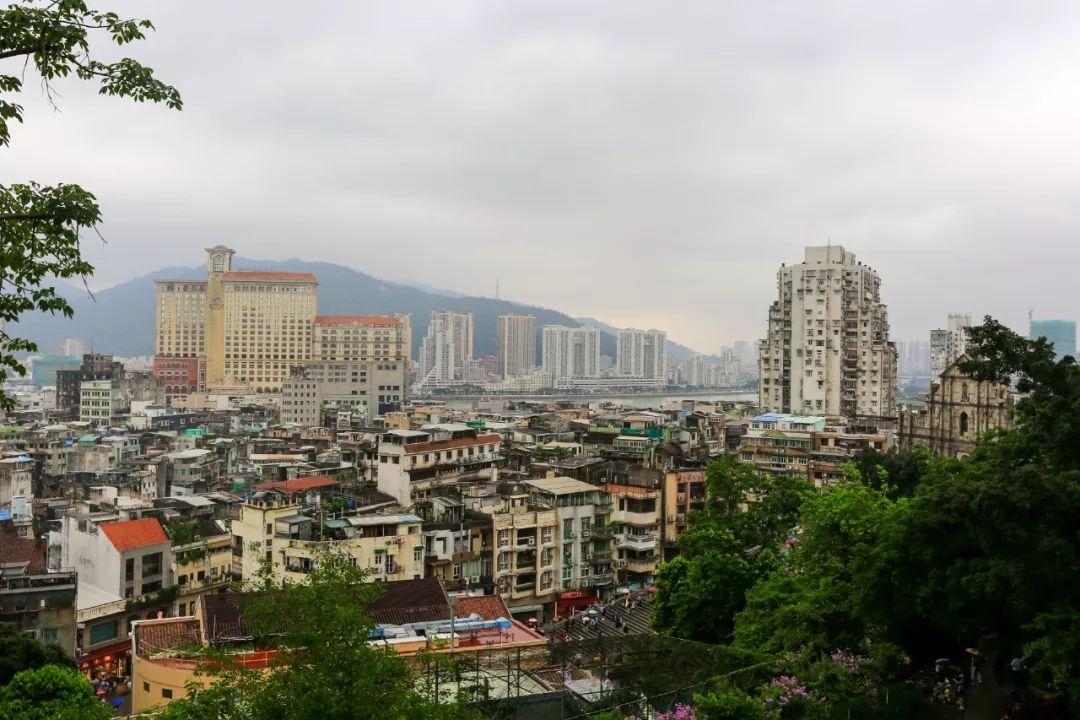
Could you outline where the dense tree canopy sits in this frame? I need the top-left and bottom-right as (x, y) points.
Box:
(652, 317), (1080, 717)
(0, 664), (110, 720)
(0, 622), (74, 685)
(0, 1), (180, 408)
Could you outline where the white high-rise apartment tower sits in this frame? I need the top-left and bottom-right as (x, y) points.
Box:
(616, 328), (667, 380)
(758, 246), (897, 419)
(542, 326), (600, 383)
(418, 310), (474, 382)
(929, 314), (971, 379)
(496, 314), (536, 378)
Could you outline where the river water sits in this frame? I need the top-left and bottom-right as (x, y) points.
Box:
(419, 390), (757, 411)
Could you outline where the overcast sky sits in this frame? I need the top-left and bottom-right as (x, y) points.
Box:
(7, 1), (1080, 353)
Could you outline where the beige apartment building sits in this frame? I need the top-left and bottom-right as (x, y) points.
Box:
(758, 246), (898, 420)
(230, 479), (424, 585)
(491, 491), (558, 617)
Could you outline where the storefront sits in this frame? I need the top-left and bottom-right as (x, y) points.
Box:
(79, 639), (132, 683)
(555, 590), (597, 619)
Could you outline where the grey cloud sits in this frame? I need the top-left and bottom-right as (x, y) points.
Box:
(5, 1), (1080, 352)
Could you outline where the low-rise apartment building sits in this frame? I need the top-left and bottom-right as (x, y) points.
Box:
(0, 528), (77, 655)
(230, 479), (424, 584)
(0, 454), (33, 506)
(376, 425), (501, 506)
(524, 476), (615, 604)
(605, 482), (661, 588)
(661, 469), (707, 559)
(738, 413), (889, 486)
(491, 493), (558, 620)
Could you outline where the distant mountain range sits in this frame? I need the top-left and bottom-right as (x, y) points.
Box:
(14, 258), (711, 362)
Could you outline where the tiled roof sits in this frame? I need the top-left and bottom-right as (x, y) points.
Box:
(253, 476), (339, 492)
(0, 530), (45, 572)
(223, 271), (317, 282)
(314, 315), (400, 326)
(456, 594), (511, 621)
(99, 517), (168, 552)
(134, 617), (202, 657)
(366, 577), (450, 625)
(403, 434), (501, 455)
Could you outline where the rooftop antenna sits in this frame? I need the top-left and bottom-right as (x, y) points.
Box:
(495, 277), (500, 301)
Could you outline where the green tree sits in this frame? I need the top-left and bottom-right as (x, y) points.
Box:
(157, 552), (479, 720)
(692, 686), (767, 720)
(0, 622), (74, 685)
(0, 664), (110, 720)
(0, 0), (181, 408)
(653, 457), (811, 642)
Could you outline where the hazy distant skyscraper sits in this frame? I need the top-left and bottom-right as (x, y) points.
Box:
(496, 314), (536, 378)
(418, 310), (474, 382)
(930, 314), (971, 378)
(758, 246), (897, 418)
(58, 338), (85, 358)
(1030, 319), (1076, 360)
(542, 326), (600, 383)
(616, 328), (666, 380)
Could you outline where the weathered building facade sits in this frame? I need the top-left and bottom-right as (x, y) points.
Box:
(897, 355), (1015, 457)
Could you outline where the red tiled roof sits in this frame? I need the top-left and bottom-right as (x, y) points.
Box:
(314, 315), (400, 326)
(0, 530), (45, 572)
(253, 476), (339, 492)
(99, 518), (169, 552)
(134, 618), (202, 657)
(366, 577), (450, 625)
(456, 594), (511, 621)
(403, 434), (501, 455)
(223, 271), (317, 282)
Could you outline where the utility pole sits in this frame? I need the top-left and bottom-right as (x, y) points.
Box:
(449, 593), (457, 660)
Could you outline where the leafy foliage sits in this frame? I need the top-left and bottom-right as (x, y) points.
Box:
(0, 0), (180, 408)
(0, 622), (74, 685)
(653, 456), (811, 643)
(156, 552), (479, 720)
(652, 316), (1080, 714)
(0, 664), (110, 720)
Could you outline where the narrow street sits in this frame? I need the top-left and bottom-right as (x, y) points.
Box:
(915, 663), (1009, 720)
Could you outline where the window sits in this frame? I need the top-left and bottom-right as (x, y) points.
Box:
(563, 519), (573, 539)
(143, 682), (150, 693)
(89, 621), (118, 645)
(41, 628), (58, 644)
(959, 412), (969, 436)
(141, 581), (162, 595)
(413, 546), (423, 563)
(125, 558), (135, 582)
(162, 688), (173, 699)
(142, 552), (163, 577)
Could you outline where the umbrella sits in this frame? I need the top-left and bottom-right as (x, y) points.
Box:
(935, 657), (952, 665)
(111, 698), (124, 709)
(587, 608), (598, 615)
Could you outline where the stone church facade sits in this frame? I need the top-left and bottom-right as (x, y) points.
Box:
(897, 354), (1015, 458)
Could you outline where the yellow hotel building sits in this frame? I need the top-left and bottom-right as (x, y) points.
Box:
(155, 246), (317, 393)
